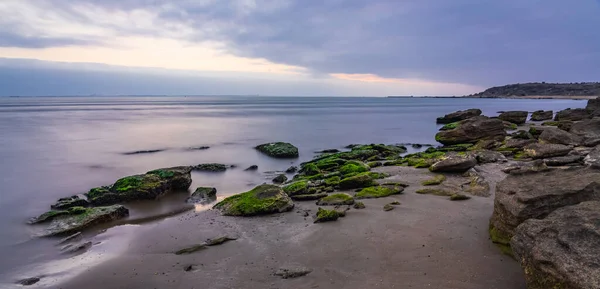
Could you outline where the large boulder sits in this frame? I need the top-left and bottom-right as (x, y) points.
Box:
(569, 118), (600, 138)
(43, 205), (129, 236)
(586, 97), (600, 115)
(538, 127), (582, 146)
(511, 201), (600, 289)
(524, 143), (571, 159)
(498, 111), (528, 124)
(86, 166), (193, 205)
(429, 155), (477, 173)
(213, 184), (294, 216)
(554, 108), (591, 121)
(435, 116), (507, 145)
(436, 108), (482, 124)
(530, 110), (553, 121)
(255, 142), (299, 158)
(489, 168), (600, 253)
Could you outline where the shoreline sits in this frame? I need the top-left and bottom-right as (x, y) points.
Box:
(388, 95), (596, 100)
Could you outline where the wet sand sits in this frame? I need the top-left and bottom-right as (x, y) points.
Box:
(53, 164), (526, 289)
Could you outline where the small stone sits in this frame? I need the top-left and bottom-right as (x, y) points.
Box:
(353, 202), (366, 209)
(383, 204), (394, 211)
(17, 277), (40, 286)
(449, 194), (471, 201)
(205, 236), (237, 246)
(244, 165), (258, 171)
(274, 267), (312, 279)
(272, 174), (288, 184)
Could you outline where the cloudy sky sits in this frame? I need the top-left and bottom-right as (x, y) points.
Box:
(0, 0), (599, 96)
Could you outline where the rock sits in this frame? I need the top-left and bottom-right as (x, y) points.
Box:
(244, 165), (258, 171)
(186, 187), (217, 204)
(205, 236), (237, 246)
(58, 232), (82, 245)
(586, 97), (600, 113)
(429, 156), (477, 173)
(503, 138), (536, 150)
(62, 241), (92, 254)
(194, 163), (229, 172)
(122, 149), (165, 155)
(583, 137), (600, 147)
(272, 174), (288, 184)
(435, 116), (506, 145)
(314, 208), (341, 223)
(317, 149), (340, 154)
(188, 146), (210, 150)
(449, 194), (470, 201)
(415, 188), (456, 196)
(544, 155), (584, 166)
(255, 142), (299, 158)
(367, 161), (383, 168)
(291, 193), (327, 201)
(530, 110), (553, 121)
(538, 128), (582, 146)
(475, 150), (507, 164)
(282, 181), (308, 196)
(17, 277), (41, 286)
(511, 201), (600, 289)
(43, 205), (129, 236)
(353, 202), (366, 209)
(569, 118), (600, 138)
(355, 185), (404, 199)
(383, 204), (394, 211)
(436, 108), (482, 124)
(285, 166), (298, 173)
(338, 173), (377, 190)
(554, 108), (591, 121)
(175, 244), (207, 255)
(51, 195), (89, 210)
(584, 145), (600, 168)
(498, 111), (528, 124)
(462, 168), (491, 197)
(501, 160), (550, 175)
(524, 143), (571, 159)
(528, 126), (554, 138)
(511, 130), (534, 140)
(490, 167), (600, 254)
(274, 267), (312, 279)
(316, 193), (355, 206)
(29, 210), (71, 224)
(213, 184), (294, 216)
(421, 174), (446, 186)
(86, 166), (192, 206)
(503, 121), (518, 131)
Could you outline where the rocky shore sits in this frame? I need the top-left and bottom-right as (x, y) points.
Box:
(21, 102), (600, 288)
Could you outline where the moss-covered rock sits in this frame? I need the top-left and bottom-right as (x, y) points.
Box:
(51, 195), (89, 210)
(193, 163), (229, 172)
(338, 173), (377, 190)
(213, 184), (294, 216)
(355, 185), (404, 199)
(283, 181), (308, 196)
(353, 202), (366, 209)
(272, 174), (288, 184)
(29, 210), (71, 224)
(339, 161), (369, 176)
(300, 163), (320, 176)
(255, 142), (299, 158)
(324, 176), (341, 187)
(541, 121), (559, 127)
(415, 188), (455, 196)
(291, 193), (328, 201)
(421, 175), (446, 186)
(449, 194), (471, 201)
(367, 161), (383, 168)
(383, 204), (394, 211)
(43, 205), (129, 236)
(440, 122), (460, 131)
(316, 193), (355, 206)
(314, 208), (341, 223)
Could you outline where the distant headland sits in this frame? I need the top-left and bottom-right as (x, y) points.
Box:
(466, 82), (600, 99)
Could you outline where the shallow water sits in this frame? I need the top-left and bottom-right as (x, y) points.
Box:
(0, 96), (585, 283)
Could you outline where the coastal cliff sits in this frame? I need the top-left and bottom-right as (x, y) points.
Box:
(468, 82), (600, 99)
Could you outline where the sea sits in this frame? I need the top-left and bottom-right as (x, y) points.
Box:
(0, 96), (586, 286)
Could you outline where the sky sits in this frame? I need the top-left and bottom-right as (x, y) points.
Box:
(0, 0), (599, 96)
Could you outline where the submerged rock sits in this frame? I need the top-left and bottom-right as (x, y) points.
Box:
(435, 116), (506, 145)
(285, 166), (298, 173)
(43, 205), (129, 236)
(512, 201), (600, 289)
(255, 142), (299, 158)
(429, 155), (477, 173)
(316, 193), (355, 206)
(244, 165), (258, 171)
(51, 195), (89, 210)
(530, 110), (553, 121)
(62, 241), (92, 254)
(194, 163), (229, 172)
(186, 187), (217, 204)
(17, 277), (41, 286)
(86, 166), (192, 205)
(498, 111), (528, 124)
(436, 108), (482, 124)
(213, 184), (294, 216)
(122, 149), (165, 155)
(489, 168), (600, 254)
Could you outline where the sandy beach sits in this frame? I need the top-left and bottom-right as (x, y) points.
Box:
(53, 165), (525, 289)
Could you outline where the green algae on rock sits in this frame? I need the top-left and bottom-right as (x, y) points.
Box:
(421, 175), (446, 186)
(383, 204), (394, 211)
(213, 184), (294, 216)
(449, 193), (471, 201)
(339, 161), (369, 176)
(272, 174), (288, 184)
(255, 142), (299, 158)
(43, 205), (129, 236)
(283, 181), (309, 196)
(314, 208), (341, 223)
(338, 172), (377, 190)
(355, 185), (404, 199)
(291, 193), (328, 201)
(415, 188), (456, 197)
(353, 201), (366, 209)
(316, 193), (355, 206)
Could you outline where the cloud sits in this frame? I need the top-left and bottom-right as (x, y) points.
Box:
(1, 0), (599, 86)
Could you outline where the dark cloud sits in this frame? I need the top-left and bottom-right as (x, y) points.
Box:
(3, 0), (600, 86)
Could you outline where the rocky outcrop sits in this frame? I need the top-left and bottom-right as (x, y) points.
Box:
(530, 110), (553, 121)
(429, 155), (477, 172)
(538, 127), (582, 146)
(524, 143), (571, 159)
(255, 142), (299, 158)
(435, 116), (507, 145)
(586, 97), (600, 115)
(498, 111), (528, 124)
(569, 118), (600, 138)
(554, 108), (591, 121)
(511, 201), (600, 289)
(435, 108), (482, 124)
(186, 187), (217, 204)
(469, 82), (600, 98)
(44, 205), (129, 236)
(489, 168), (600, 253)
(86, 166), (193, 205)
(213, 184), (294, 216)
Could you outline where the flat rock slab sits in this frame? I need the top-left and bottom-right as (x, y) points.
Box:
(524, 143), (571, 159)
(44, 205), (129, 236)
(274, 267), (312, 279)
(512, 201), (600, 289)
(429, 156), (477, 172)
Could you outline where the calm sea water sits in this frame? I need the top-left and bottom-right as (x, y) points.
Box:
(0, 96), (585, 283)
